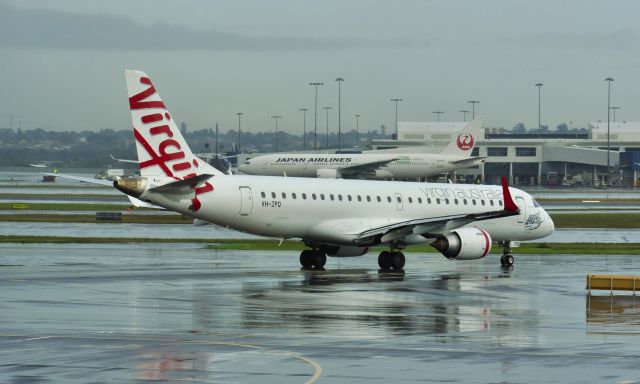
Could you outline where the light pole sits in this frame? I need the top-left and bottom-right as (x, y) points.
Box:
(459, 110), (469, 122)
(236, 112), (243, 154)
(309, 82), (324, 150)
(433, 111), (443, 122)
(535, 83), (543, 138)
(299, 108), (308, 150)
(610, 106), (620, 122)
(322, 106), (333, 149)
(390, 98), (403, 139)
(467, 100), (479, 119)
(335, 77), (344, 153)
(271, 115), (282, 152)
(355, 114), (360, 147)
(605, 77), (614, 186)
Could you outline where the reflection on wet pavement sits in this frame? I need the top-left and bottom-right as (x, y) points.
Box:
(1, 244), (640, 383)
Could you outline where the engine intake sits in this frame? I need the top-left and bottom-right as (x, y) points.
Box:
(430, 227), (492, 260)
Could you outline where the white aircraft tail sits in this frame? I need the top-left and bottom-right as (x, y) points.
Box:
(441, 117), (484, 157)
(124, 69), (224, 179)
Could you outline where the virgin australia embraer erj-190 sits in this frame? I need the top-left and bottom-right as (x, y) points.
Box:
(238, 118), (485, 179)
(86, 70), (556, 270)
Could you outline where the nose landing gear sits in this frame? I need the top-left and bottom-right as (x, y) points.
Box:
(499, 241), (514, 267)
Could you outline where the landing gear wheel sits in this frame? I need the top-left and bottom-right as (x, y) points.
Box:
(312, 251), (327, 269)
(499, 241), (515, 268)
(500, 254), (514, 267)
(300, 250), (314, 268)
(389, 251), (405, 271)
(378, 251), (391, 270)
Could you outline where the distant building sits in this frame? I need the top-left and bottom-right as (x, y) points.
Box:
(371, 121), (640, 187)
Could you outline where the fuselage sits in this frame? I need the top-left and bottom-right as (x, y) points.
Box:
(239, 153), (483, 179)
(141, 175), (554, 246)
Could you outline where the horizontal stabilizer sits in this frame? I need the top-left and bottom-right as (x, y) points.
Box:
(150, 173), (215, 194)
(44, 173), (113, 186)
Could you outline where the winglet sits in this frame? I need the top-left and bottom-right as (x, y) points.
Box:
(501, 176), (519, 213)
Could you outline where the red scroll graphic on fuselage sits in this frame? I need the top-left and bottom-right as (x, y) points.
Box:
(129, 76), (213, 211)
(456, 133), (474, 151)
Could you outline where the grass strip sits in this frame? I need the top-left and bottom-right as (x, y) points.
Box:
(1, 236), (639, 254)
(0, 202), (135, 211)
(2, 212), (640, 228)
(0, 193), (126, 200)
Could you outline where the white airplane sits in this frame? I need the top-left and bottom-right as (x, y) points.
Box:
(61, 69), (555, 270)
(238, 118), (485, 179)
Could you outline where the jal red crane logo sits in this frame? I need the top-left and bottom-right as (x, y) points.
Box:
(456, 133), (474, 151)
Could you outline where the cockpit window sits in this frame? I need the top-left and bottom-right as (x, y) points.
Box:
(532, 198), (541, 207)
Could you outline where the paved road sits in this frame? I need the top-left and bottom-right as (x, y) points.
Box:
(1, 244), (640, 383)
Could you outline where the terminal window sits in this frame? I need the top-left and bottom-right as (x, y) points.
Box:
(516, 147), (536, 156)
(487, 147), (508, 156)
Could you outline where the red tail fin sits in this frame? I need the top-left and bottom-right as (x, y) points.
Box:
(501, 176), (519, 213)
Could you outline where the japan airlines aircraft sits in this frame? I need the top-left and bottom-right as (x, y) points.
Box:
(70, 70), (555, 271)
(238, 118), (485, 179)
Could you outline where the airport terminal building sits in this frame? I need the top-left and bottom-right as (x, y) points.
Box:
(371, 121), (640, 187)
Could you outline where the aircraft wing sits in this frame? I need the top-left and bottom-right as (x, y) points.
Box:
(450, 156), (487, 165)
(45, 172), (113, 186)
(46, 172), (164, 209)
(354, 177), (519, 242)
(337, 157), (398, 175)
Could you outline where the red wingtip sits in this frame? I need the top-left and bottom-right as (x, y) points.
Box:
(501, 176), (519, 213)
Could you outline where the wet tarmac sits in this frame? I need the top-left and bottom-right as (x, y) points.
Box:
(1, 243), (640, 383)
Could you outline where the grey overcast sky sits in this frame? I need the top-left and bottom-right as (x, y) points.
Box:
(1, 0), (639, 133)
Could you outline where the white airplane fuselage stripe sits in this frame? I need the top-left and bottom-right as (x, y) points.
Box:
(141, 175), (553, 245)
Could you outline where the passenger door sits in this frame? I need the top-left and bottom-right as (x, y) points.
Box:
(395, 192), (404, 211)
(516, 196), (526, 223)
(239, 186), (253, 216)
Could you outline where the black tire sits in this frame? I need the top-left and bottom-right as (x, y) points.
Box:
(389, 252), (405, 271)
(505, 255), (514, 266)
(313, 251), (327, 268)
(300, 250), (313, 268)
(378, 251), (391, 269)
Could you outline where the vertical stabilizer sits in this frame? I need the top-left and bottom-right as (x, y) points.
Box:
(124, 69), (223, 178)
(441, 116), (484, 157)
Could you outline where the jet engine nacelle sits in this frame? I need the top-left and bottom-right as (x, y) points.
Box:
(317, 168), (341, 178)
(430, 227), (492, 260)
(319, 244), (369, 257)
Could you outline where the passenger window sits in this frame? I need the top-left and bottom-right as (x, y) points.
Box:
(387, 196), (392, 203)
(397, 196), (402, 203)
(320, 194), (325, 200)
(312, 193), (316, 200)
(338, 195), (343, 201)
(463, 199), (467, 205)
(292, 193), (297, 199)
(330, 194), (335, 201)
(445, 199), (450, 204)
(377, 196), (381, 202)
(366, 196), (371, 202)
(481, 200), (485, 206)
(436, 198), (440, 204)
(261, 192), (266, 198)
(472, 199), (476, 205)
(427, 198), (432, 204)
(408, 197), (413, 203)
(348, 195), (352, 201)
(357, 195), (362, 202)
(282, 192), (286, 199)
(499, 200), (503, 206)
(454, 199), (458, 205)
(302, 193), (307, 200)
(271, 192), (276, 198)
(490, 200), (494, 206)
(418, 197), (422, 204)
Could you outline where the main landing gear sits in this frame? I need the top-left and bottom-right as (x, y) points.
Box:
(499, 241), (514, 268)
(378, 250), (405, 271)
(299, 249), (326, 269)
